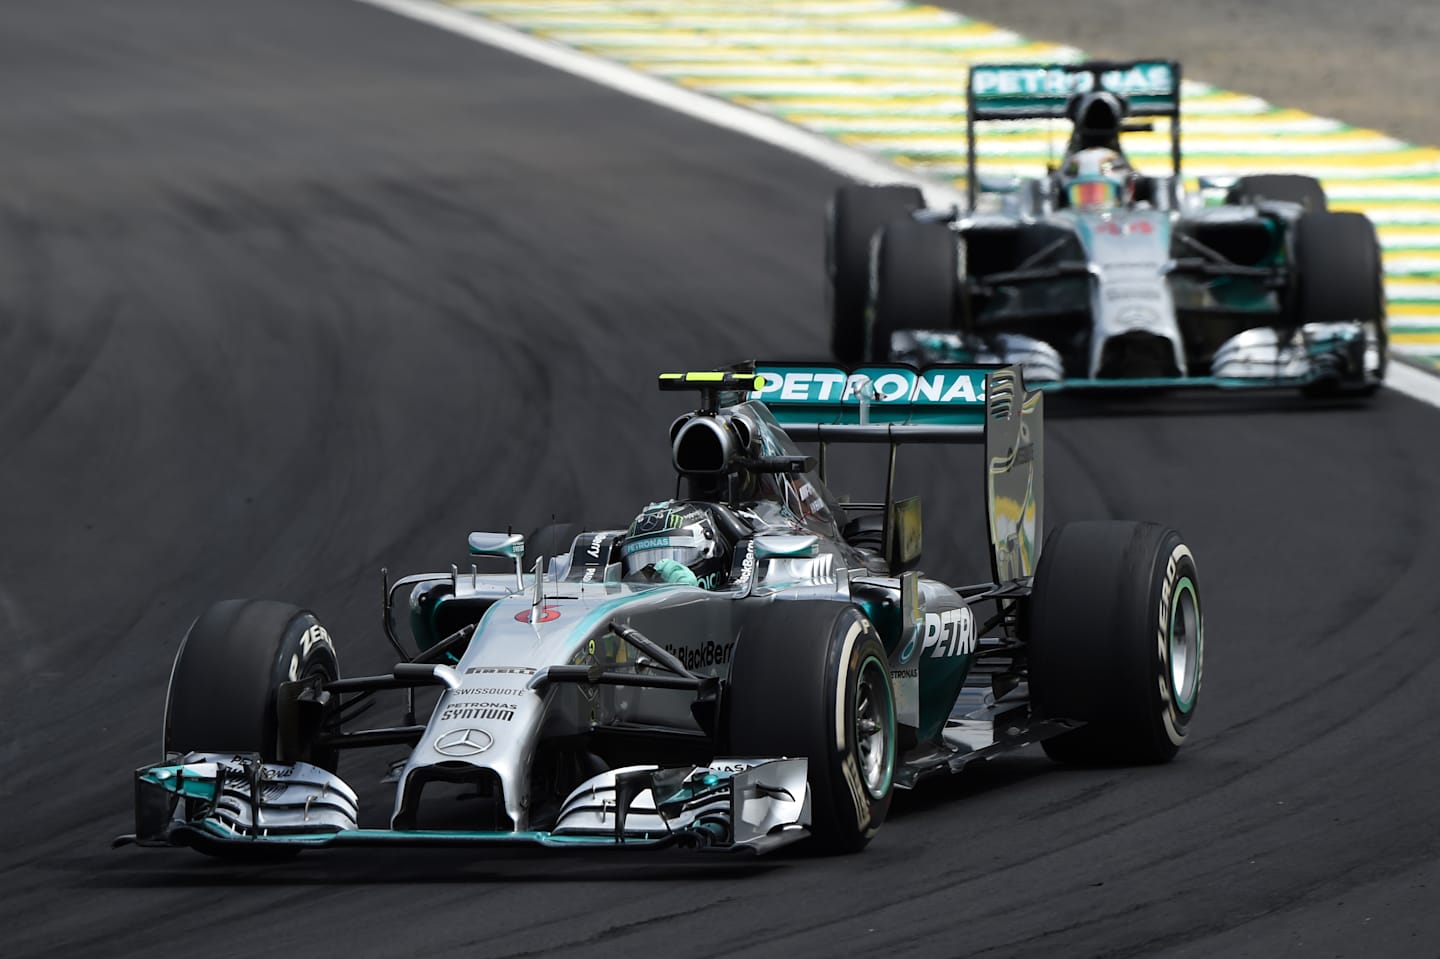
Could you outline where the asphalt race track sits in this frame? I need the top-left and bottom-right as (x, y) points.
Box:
(4, 1), (1439, 956)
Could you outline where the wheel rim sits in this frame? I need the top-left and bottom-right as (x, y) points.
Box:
(853, 655), (895, 799)
(1169, 577), (1201, 713)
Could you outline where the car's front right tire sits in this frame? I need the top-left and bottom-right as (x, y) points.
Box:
(165, 599), (340, 766)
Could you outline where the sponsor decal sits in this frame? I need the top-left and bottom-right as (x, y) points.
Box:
(622, 535), (666, 556)
(586, 534), (606, 559)
(922, 607), (976, 658)
(1095, 219), (1155, 237)
(300, 624), (331, 657)
(515, 605), (561, 624)
(663, 640), (735, 670)
(456, 687), (520, 696)
(970, 62), (1174, 99)
(973, 66), (1090, 97)
(733, 540), (756, 588)
(433, 727), (494, 757)
(911, 369), (984, 405)
(630, 509), (685, 535)
(1105, 285), (1162, 301)
(440, 701), (517, 723)
(753, 367), (985, 406)
(465, 666), (536, 676)
(220, 757), (292, 778)
(288, 623), (334, 681)
(1156, 544), (1202, 744)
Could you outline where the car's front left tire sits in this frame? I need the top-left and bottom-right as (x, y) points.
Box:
(723, 601), (896, 853)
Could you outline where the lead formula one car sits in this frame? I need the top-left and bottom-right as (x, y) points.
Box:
(827, 59), (1387, 397)
(119, 365), (1203, 859)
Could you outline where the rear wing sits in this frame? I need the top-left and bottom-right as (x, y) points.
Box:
(748, 363), (1044, 583)
(966, 59), (1183, 209)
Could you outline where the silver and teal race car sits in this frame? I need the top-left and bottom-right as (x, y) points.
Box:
(119, 364), (1203, 858)
(827, 59), (1386, 396)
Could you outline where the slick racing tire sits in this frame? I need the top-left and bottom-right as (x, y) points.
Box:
(164, 599), (340, 769)
(827, 184), (923, 364)
(1227, 174), (1328, 212)
(724, 601), (896, 853)
(868, 219), (960, 362)
(1026, 522), (1202, 765)
(1292, 211), (1387, 397)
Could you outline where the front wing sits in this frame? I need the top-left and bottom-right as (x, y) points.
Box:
(893, 320), (1383, 394)
(117, 753), (811, 856)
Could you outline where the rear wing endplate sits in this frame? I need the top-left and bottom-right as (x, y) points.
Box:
(748, 363), (1044, 582)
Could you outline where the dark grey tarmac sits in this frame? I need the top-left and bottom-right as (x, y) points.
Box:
(3, 2), (1437, 956)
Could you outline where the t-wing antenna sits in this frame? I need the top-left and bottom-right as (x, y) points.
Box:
(658, 371), (765, 414)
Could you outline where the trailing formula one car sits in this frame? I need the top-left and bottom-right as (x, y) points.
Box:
(119, 364), (1203, 859)
(827, 59), (1387, 397)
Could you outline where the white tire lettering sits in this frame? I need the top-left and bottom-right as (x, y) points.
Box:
(1155, 543), (1197, 740)
(841, 753), (871, 831)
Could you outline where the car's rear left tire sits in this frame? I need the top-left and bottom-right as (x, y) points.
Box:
(724, 601), (896, 853)
(827, 184), (924, 364)
(1026, 522), (1202, 765)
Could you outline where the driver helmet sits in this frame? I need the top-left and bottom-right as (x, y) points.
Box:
(621, 502), (727, 589)
(1059, 147), (1135, 210)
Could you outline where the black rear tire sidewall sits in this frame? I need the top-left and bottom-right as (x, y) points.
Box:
(828, 184), (924, 364)
(1028, 522), (1203, 764)
(869, 220), (959, 362)
(723, 602), (895, 853)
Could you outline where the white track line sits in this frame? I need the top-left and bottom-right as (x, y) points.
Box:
(357, 0), (959, 205)
(1385, 359), (1440, 406)
(356, 0), (1440, 410)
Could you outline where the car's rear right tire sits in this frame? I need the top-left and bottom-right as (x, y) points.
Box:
(827, 184), (924, 364)
(1026, 522), (1202, 765)
(724, 601), (896, 853)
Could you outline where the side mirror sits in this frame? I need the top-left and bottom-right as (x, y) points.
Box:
(468, 532), (525, 559)
(468, 532), (526, 591)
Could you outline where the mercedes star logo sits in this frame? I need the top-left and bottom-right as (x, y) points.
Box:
(433, 727), (494, 757)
